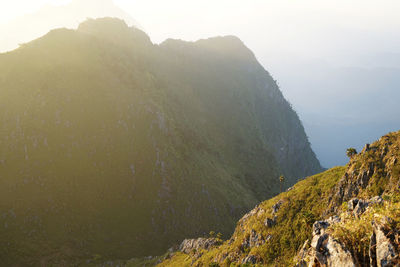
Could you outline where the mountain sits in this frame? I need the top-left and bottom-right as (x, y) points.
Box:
(160, 130), (400, 266)
(269, 58), (400, 168)
(0, 0), (139, 53)
(0, 18), (322, 265)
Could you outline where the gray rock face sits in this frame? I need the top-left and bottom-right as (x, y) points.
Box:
(309, 234), (356, 267)
(296, 240), (310, 267)
(179, 238), (221, 254)
(324, 236), (356, 267)
(348, 198), (368, 218)
(271, 200), (283, 215)
(265, 216), (277, 228)
(369, 196), (384, 205)
(241, 229), (269, 250)
(312, 220), (330, 235)
(347, 197), (383, 218)
(370, 217), (399, 267)
(241, 254), (259, 264)
(327, 136), (399, 214)
(308, 218), (356, 267)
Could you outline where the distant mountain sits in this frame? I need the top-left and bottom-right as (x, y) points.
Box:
(0, 0), (139, 53)
(269, 58), (400, 167)
(161, 130), (400, 266)
(0, 18), (322, 265)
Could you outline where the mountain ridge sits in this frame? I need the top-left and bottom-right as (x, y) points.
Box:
(0, 18), (322, 265)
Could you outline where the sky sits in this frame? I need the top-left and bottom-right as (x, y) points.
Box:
(1, 0), (399, 167)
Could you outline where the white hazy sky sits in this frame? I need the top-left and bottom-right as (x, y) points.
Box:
(1, 0), (400, 66)
(1, 0), (400, 167)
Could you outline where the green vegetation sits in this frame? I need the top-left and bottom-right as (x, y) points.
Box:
(346, 147), (357, 158)
(162, 167), (346, 266)
(161, 131), (400, 266)
(0, 18), (322, 265)
(330, 196), (400, 265)
(279, 175), (285, 193)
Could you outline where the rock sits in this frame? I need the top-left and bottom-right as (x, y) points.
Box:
(265, 216), (277, 228)
(241, 254), (258, 264)
(240, 229), (268, 250)
(312, 220), (330, 235)
(353, 199), (368, 218)
(327, 215), (341, 225)
(309, 235), (356, 267)
(369, 196), (383, 205)
(256, 208), (265, 218)
(364, 144), (371, 152)
(179, 238), (221, 254)
(309, 219), (356, 267)
(347, 198), (370, 218)
(240, 205), (261, 223)
(370, 217), (399, 267)
(348, 198), (359, 211)
(271, 200), (283, 215)
(296, 239), (310, 266)
(324, 236), (356, 267)
(370, 232), (377, 267)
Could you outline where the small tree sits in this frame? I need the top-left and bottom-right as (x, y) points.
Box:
(279, 175), (285, 193)
(216, 232), (222, 240)
(209, 231), (215, 238)
(346, 148), (357, 159)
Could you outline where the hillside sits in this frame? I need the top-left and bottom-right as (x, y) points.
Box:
(160, 131), (400, 266)
(0, 18), (321, 265)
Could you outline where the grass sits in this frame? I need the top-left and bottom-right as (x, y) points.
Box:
(162, 167), (346, 266)
(330, 195), (400, 266)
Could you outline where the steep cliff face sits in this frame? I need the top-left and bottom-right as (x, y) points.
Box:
(328, 134), (400, 212)
(0, 18), (321, 264)
(160, 131), (400, 266)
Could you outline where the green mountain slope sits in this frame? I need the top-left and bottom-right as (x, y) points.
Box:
(160, 131), (400, 266)
(0, 18), (322, 265)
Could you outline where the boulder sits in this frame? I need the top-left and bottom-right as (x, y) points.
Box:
(347, 197), (380, 218)
(308, 219), (356, 267)
(271, 200), (283, 215)
(312, 220), (330, 235)
(370, 217), (399, 267)
(179, 238), (221, 254)
(309, 235), (356, 267)
(241, 254), (258, 264)
(348, 198), (359, 211)
(265, 216), (277, 228)
(369, 196), (383, 205)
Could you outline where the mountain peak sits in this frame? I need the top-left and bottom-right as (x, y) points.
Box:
(77, 17), (151, 46)
(0, 0), (140, 53)
(160, 35), (255, 63)
(77, 17), (129, 31)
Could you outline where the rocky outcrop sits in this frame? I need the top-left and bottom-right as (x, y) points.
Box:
(179, 238), (221, 254)
(240, 229), (271, 250)
(328, 134), (400, 213)
(307, 218), (356, 267)
(370, 216), (399, 267)
(241, 254), (260, 264)
(347, 196), (383, 218)
(160, 131), (400, 267)
(265, 216), (277, 228)
(271, 200), (283, 215)
(298, 197), (400, 267)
